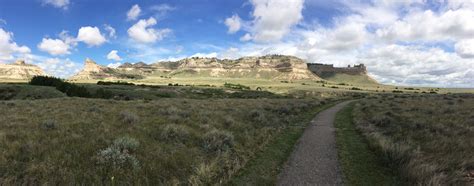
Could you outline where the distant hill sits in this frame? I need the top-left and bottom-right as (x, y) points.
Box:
(68, 55), (379, 85)
(307, 63), (378, 85)
(0, 60), (46, 81)
(70, 55), (321, 81)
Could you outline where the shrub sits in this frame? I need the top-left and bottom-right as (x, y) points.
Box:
(40, 119), (58, 130)
(160, 124), (191, 143)
(29, 76), (63, 87)
(224, 83), (250, 90)
(96, 137), (140, 169)
(93, 88), (114, 99)
(119, 111), (139, 125)
(97, 81), (135, 86)
(203, 129), (234, 153)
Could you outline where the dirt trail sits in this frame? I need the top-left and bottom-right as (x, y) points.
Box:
(277, 101), (354, 186)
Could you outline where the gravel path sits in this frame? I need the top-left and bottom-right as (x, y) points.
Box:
(277, 101), (354, 186)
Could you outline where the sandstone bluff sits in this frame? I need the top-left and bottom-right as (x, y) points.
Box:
(0, 60), (46, 80)
(69, 55), (376, 84)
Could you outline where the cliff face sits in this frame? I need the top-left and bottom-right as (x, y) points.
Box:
(69, 59), (120, 81)
(147, 55), (319, 80)
(0, 60), (46, 80)
(307, 63), (378, 84)
(69, 55), (320, 81)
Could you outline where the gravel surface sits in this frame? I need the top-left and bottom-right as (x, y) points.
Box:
(277, 101), (354, 186)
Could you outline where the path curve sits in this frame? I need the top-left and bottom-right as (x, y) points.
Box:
(277, 100), (354, 186)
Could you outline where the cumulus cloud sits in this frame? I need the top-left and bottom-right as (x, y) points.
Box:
(127, 17), (171, 43)
(107, 50), (122, 61)
(248, 0), (304, 42)
(76, 26), (107, 46)
(42, 0), (70, 9)
(37, 38), (70, 56)
(225, 14), (242, 34)
(34, 57), (81, 78)
(375, 9), (474, 42)
(127, 4), (141, 21)
(455, 39), (474, 58)
(0, 28), (31, 61)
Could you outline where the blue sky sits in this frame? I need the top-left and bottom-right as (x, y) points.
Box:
(0, 0), (473, 87)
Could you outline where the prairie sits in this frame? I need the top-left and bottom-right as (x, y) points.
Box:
(349, 93), (474, 185)
(0, 90), (337, 184)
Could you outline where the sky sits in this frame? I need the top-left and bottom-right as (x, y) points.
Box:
(0, 0), (473, 87)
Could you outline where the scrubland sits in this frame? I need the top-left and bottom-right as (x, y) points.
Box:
(0, 95), (334, 184)
(351, 93), (474, 185)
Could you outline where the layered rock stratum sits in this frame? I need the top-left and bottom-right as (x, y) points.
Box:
(0, 60), (46, 80)
(70, 55), (321, 81)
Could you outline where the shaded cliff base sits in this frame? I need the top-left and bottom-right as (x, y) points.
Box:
(318, 73), (379, 85)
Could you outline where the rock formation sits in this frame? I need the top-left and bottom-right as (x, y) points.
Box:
(0, 60), (46, 80)
(146, 55), (319, 80)
(68, 55), (378, 84)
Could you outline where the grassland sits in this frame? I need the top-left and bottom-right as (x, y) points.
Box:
(350, 93), (474, 185)
(0, 83), (342, 184)
(335, 102), (401, 185)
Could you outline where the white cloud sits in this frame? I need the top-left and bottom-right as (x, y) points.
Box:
(37, 38), (70, 56)
(107, 62), (122, 68)
(76, 26), (107, 46)
(127, 4), (141, 21)
(107, 50), (122, 61)
(150, 4), (176, 19)
(375, 9), (474, 42)
(34, 57), (81, 78)
(225, 14), (242, 34)
(248, 0), (304, 42)
(42, 0), (70, 9)
(190, 52), (218, 58)
(104, 24), (116, 39)
(127, 17), (171, 43)
(0, 28), (31, 61)
(240, 33), (252, 41)
(455, 39), (474, 58)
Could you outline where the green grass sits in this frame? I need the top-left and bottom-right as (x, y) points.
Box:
(352, 94), (474, 185)
(0, 97), (335, 184)
(229, 100), (339, 185)
(322, 73), (378, 86)
(335, 102), (401, 185)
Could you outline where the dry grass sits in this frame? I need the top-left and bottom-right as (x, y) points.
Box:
(352, 93), (474, 185)
(0, 97), (329, 184)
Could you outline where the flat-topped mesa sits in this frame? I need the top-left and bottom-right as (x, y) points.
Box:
(0, 59), (46, 80)
(307, 63), (367, 77)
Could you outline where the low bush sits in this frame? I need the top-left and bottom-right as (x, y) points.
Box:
(224, 83), (250, 90)
(159, 124), (191, 143)
(203, 129), (234, 153)
(119, 111), (139, 125)
(96, 137), (140, 170)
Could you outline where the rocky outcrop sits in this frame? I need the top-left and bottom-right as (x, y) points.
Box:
(69, 58), (144, 81)
(69, 55), (321, 81)
(0, 60), (46, 80)
(147, 55), (319, 80)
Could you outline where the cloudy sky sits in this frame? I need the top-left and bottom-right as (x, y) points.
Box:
(0, 0), (473, 87)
